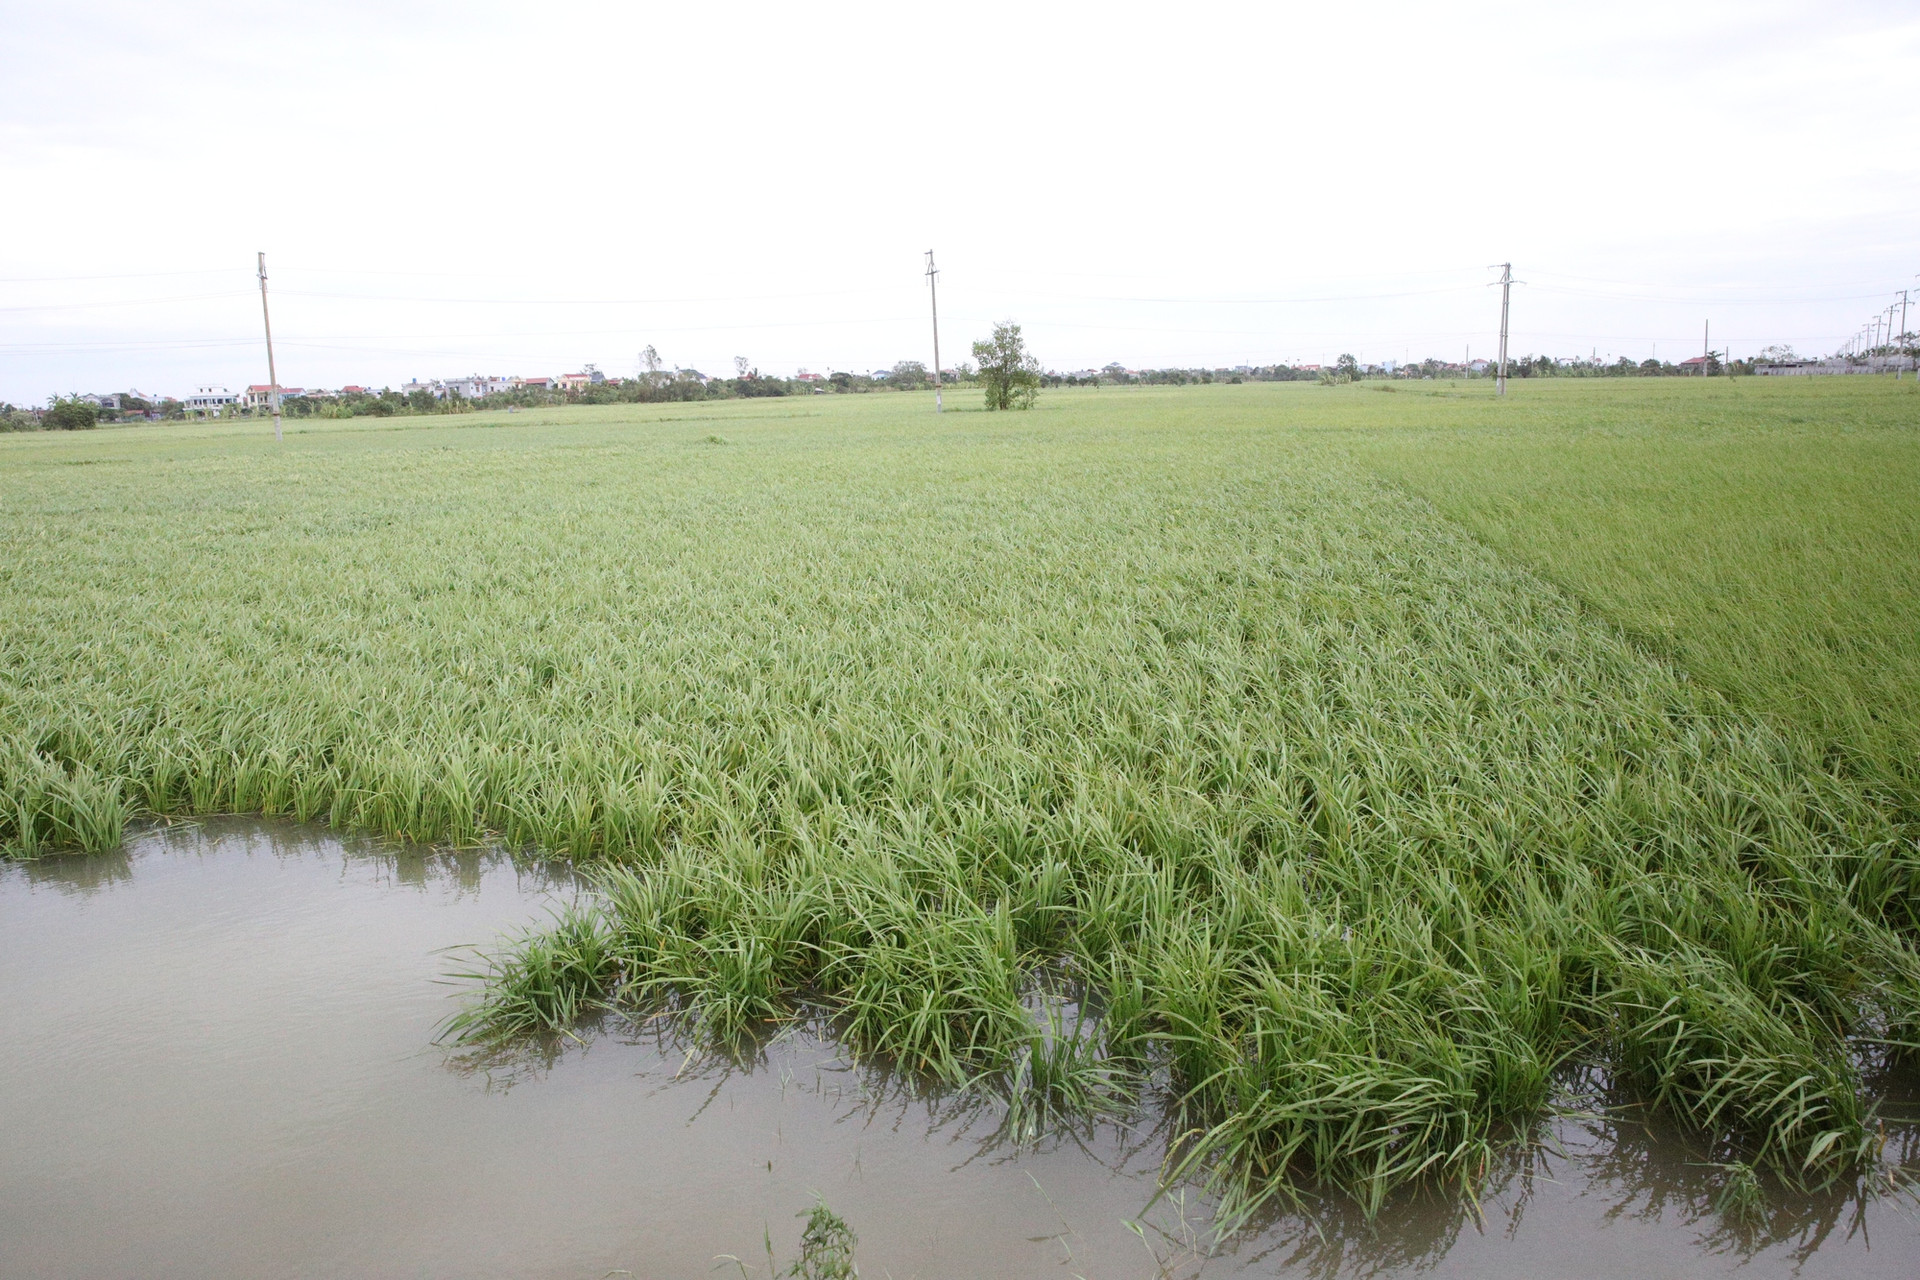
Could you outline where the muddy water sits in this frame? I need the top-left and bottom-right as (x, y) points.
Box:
(1, 821), (1914, 1279)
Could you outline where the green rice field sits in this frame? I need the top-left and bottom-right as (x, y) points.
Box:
(3, 378), (1917, 1219)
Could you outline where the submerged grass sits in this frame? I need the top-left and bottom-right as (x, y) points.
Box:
(4, 381), (1918, 1215)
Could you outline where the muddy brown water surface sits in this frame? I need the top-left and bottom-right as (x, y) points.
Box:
(2, 820), (1916, 1279)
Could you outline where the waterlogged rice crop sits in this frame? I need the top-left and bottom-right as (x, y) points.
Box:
(4, 385), (1917, 1220)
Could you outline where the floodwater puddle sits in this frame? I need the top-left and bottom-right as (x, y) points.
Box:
(2, 820), (1915, 1278)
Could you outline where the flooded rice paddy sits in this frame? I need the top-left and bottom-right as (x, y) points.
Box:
(2, 821), (1916, 1279)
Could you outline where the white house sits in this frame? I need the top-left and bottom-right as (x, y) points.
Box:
(184, 385), (238, 414)
(242, 385), (303, 409)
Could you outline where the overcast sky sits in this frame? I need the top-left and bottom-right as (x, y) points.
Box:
(2, 0), (1915, 401)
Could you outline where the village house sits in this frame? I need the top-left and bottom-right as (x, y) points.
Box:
(242, 385), (305, 409)
(183, 385), (239, 415)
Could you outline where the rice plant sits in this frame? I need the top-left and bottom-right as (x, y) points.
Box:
(4, 380), (1918, 1214)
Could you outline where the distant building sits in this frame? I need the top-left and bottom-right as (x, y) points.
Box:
(1753, 360), (1897, 376)
(443, 375), (514, 399)
(558, 372), (593, 391)
(241, 385), (303, 409)
(184, 385), (238, 414)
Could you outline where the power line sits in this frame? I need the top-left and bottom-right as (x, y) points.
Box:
(0, 291), (255, 314)
(0, 269), (239, 284)
(273, 286), (903, 306)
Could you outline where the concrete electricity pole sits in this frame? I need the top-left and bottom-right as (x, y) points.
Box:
(256, 252), (283, 443)
(1703, 319), (1710, 376)
(1898, 288), (1911, 379)
(1494, 263), (1513, 397)
(925, 250), (943, 413)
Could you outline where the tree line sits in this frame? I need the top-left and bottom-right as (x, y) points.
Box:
(12, 322), (1803, 432)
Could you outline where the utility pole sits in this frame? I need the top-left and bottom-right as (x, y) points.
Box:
(925, 250), (943, 413)
(256, 251), (282, 443)
(1494, 263), (1513, 397)
(1898, 288), (1911, 379)
(1703, 319), (1710, 376)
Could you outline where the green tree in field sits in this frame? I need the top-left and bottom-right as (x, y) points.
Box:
(972, 320), (1041, 410)
(1335, 353), (1360, 380)
(44, 396), (98, 430)
(889, 360), (928, 389)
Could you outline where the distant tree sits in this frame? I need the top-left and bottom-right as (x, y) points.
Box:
(889, 360), (928, 388)
(735, 371), (790, 398)
(1638, 357), (1662, 375)
(1335, 353), (1360, 380)
(638, 344), (667, 387)
(829, 371), (853, 392)
(734, 355), (751, 379)
(971, 321), (1041, 410)
(45, 395), (98, 430)
(1755, 343), (1801, 365)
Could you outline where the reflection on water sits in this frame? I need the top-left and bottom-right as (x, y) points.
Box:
(454, 1010), (1920, 1280)
(19, 843), (134, 894)
(1, 820), (1916, 1279)
(14, 818), (582, 901)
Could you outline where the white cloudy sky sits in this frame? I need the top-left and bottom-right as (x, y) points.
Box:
(2, 0), (1915, 401)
